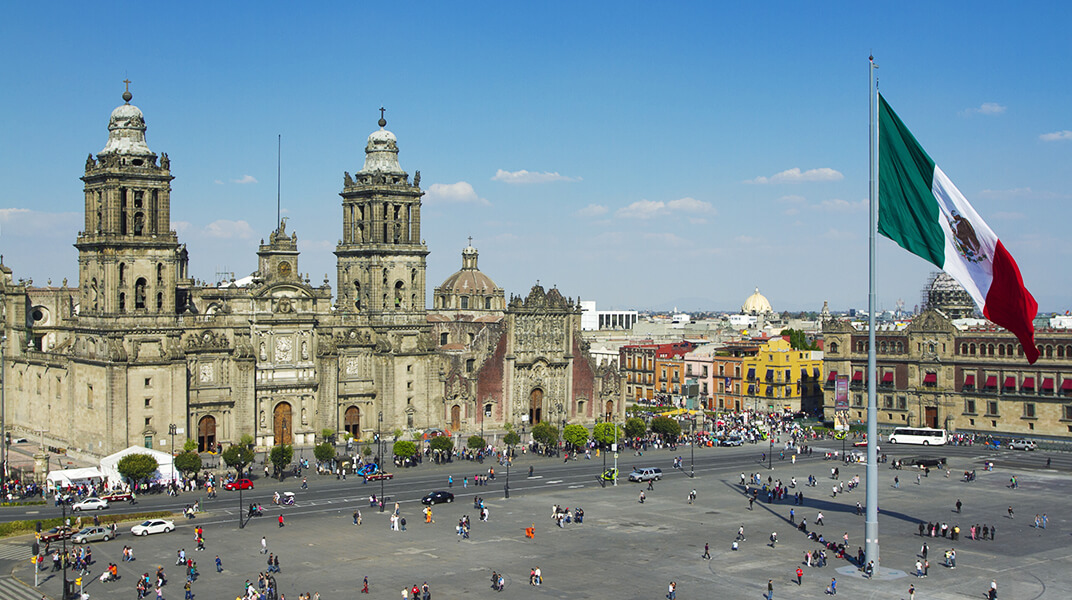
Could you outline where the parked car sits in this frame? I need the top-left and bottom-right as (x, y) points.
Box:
(365, 472), (394, 481)
(72, 526), (116, 544)
(131, 519), (174, 536)
(421, 491), (454, 505)
(718, 437), (744, 447)
(100, 492), (133, 502)
(40, 526), (74, 543)
(1009, 439), (1038, 451)
(72, 497), (109, 511)
(627, 467), (663, 482)
(224, 479), (254, 491)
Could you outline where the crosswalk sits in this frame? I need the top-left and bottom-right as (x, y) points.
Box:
(0, 543), (32, 561)
(0, 575), (45, 600)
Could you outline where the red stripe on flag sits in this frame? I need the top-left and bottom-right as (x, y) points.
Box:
(983, 240), (1039, 364)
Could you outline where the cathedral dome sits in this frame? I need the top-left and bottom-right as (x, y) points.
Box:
(359, 112), (405, 175)
(742, 287), (774, 315)
(433, 242), (505, 311)
(100, 93), (152, 156)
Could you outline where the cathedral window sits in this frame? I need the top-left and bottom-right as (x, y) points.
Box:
(157, 292), (163, 311)
(86, 384), (93, 408)
(135, 278), (147, 310)
(394, 281), (404, 308)
(133, 212), (145, 235)
(485, 297), (492, 309)
(120, 189), (128, 235)
(466, 359), (475, 373)
(157, 263), (164, 286)
(151, 190), (158, 234)
(119, 263), (126, 286)
(134, 190), (143, 209)
(440, 332), (449, 345)
(460, 296), (469, 309)
(118, 292), (126, 313)
(354, 282), (361, 310)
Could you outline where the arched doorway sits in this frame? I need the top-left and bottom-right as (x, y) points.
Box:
(450, 405), (461, 431)
(274, 402), (292, 445)
(197, 416), (216, 452)
(529, 388), (543, 424)
(605, 400), (614, 422)
(344, 406), (361, 439)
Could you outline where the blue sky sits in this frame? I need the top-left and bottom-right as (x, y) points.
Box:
(2, 2), (1070, 313)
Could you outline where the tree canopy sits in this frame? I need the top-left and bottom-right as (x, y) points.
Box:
(503, 431), (521, 447)
(182, 439), (198, 453)
(116, 453), (159, 485)
(530, 422), (559, 448)
(468, 435), (486, 450)
(222, 445), (255, 476)
(429, 436), (454, 453)
(173, 451), (202, 479)
(562, 424), (590, 449)
(393, 440), (417, 459)
(269, 444), (294, 479)
(592, 422), (624, 445)
(780, 328), (818, 350)
(649, 416), (681, 440)
(313, 442), (336, 464)
(624, 417), (647, 439)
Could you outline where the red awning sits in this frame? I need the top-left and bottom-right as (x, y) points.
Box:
(1004, 376), (1016, 389)
(985, 375), (998, 388)
(1063, 379), (1072, 392)
(881, 372), (894, 383)
(1042, 378), (1054, 391)
(1022, 377), (1035, 390)
(964, 374), (976, 387)
(827, 371), (837, 382)
(852, 371), (863, 382)
(923, 373), (937, 384)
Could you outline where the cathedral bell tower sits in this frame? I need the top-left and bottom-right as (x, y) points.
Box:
(75, 84), (184, 316)
(335, 110), (428, 325)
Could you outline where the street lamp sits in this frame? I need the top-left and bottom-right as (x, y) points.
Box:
(1, 334), (6, 480)
(505, 440), (511, 499)
(61, 500), (69, 599)
(690, 415), (696, 478)
(378, 411), (384, 512)
(768, 421), (774, 471)
(169, 424), (177, 459)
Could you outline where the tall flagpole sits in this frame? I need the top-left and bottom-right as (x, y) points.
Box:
(865, 54), (881, 570)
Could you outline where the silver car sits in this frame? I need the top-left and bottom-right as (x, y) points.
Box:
(1009, 439), (1037, 451)
(72, 526), (116, 544)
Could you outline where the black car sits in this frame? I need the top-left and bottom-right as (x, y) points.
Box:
(421, 491), (455, 505)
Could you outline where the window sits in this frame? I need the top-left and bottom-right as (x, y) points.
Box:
(440, 332), (449, 345)
(86, 384), (93, 409)
(883, 396), (893, 409)
(986, 401), (999, 416)
(406, 381), (412, 390)
(468, 333), (475, 345)
(702, 366), (708, 377)
(897, 396), (907, 410)
(853, 394), (863, 407)
(466, 359), (475, 373)
(144, 377), (152, 388)
(407, 364), (413, 373)
(1024, 403), (1036, 418)
(1065, 405), (1072, 420)
(145, 417), (152, 427)
(145, 398), (151, 408)
(460, 296), (469, 309)
(965, 399), (976, 414)
(829, 342), (838, 353)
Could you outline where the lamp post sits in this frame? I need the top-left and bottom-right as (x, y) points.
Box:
(60, 500), (70, 599)
(768, 421), (774, 471)
(690, 415), (696, 478)
(378, 411), (384, 512)
(169, 424), (177, 458)
(505, 441), (511, 499)
(1, 334), (6, 481)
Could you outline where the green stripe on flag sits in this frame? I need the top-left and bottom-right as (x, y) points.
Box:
(878, 94), (946, 268)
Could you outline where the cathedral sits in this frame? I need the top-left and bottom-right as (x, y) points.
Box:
(0, 90), (623, 459)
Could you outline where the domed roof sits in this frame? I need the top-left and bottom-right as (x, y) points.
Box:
(742, 287), (774, 315)
(437, 243), (500, 295)
(359, 111), (405, 175)
(100, 91), (152, 156)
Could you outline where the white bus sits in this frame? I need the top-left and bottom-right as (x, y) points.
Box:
(888, 427), (948, 446)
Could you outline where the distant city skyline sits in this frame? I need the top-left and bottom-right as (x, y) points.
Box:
(2, 3), (1070, 313)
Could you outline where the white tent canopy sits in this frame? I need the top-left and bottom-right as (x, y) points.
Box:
(99, 446), (178, 487)
(46, 467), (103, 491)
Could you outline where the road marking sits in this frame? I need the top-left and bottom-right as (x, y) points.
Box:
(544, 480), (563, 484)
(0, 576), (42, 600)
(567, 485), (585, 489)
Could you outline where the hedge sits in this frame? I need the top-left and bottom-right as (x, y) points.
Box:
(0, 510), (175, 539)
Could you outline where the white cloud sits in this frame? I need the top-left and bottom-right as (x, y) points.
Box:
(423, 182), (490, 205)
(616, 197), (714, 219)
(213, 179), (225, 185)
(1040, 130), (1072, 142)
(811, 198), (866, 212)
(746, 167), (844, 184)
(576, 204), (608, 217)
(641, 232), (687, 245)
(978, 187), (1069, 201)
(734, 235), (760, 244)
(966, 102), (1006, 115)
(491, 169), (580, 184)
(232, 175), (258, 184)
(203, 219), (255, 239)
(823, 228), (856, 241)
(0, 208), (80, 237)
(171, 221), (191, 234)
(777, 195), (807, 204)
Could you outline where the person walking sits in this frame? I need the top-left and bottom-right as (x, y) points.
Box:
(702, 543), (711, 560)
(921, 542), (928, 559)
(955, 499), (962, 513)
(828, 577), (837, 595)
(261, 537), (267, 554)
(816, 512), (824, 526)
(278, 514), (285, 527)
(893, 476), (899, 488)
(796, 567), (803, 586)
(908, 584), (916, 600)
(361, 576), (369, 594)
(667, 581), (676, 600)
(215, 555), (222, 573)
(1007, 506), (1014, 519)
(765, 579), (774, 600)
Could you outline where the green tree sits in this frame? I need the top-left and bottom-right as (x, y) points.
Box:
(624, 417), (647, 439)
(780, 328), (817, 351)
(503, 431), (521, 447)
(362, 444), (373, 458)
(222, 444), (255, 477)
(173, 451), (202, 479)
(116, 453), (159, 486)
(393, 428), (403, 441)
(239, 433), (255, 449)
(562, 424), (589, 450)
(393, 440), (417, 459)
(313, 442), (336, 464)
(321, 428), (336, 444)
(592, 422), (624, 445)
(269, 444), (294, 480)
(650, 416), (681, 441)
(468, 435), (486, 450)
(530, 422), (559, 448)
(182, 439), (198, 453)
(429, 436), (454, 453)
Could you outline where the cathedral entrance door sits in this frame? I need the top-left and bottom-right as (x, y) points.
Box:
(274, 402), (293, 445)
(924, 406), (938, 429)
(450, 405), (461, 431)
(529, 388), (543, 424)
(197, 416), (216, 452)
(605, 400), (614, 422)
(344, 406), (361, 439)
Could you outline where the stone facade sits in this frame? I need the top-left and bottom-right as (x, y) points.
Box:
(0, 93), (621, 458)
(822, 309), (1072, 438)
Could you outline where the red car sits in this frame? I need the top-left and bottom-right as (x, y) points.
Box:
(365, 472), (394, 481)
(40, 526), (74, 543)
(224, 479), (254, 491)
(100, 492), (133, 502)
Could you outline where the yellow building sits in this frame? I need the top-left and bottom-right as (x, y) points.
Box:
(742, 338), (824, 414)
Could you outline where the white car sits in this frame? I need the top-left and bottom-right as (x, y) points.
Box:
(72, 497), (109, 511)
(130, 519), (174, 536)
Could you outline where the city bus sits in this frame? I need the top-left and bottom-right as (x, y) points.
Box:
(888, 427), (948, 446)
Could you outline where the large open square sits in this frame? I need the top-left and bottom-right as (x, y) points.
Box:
(6, 443), (1070, 599)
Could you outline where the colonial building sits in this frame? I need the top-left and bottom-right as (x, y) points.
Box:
(0, 90), (622, 460)
(741, 338), (824, 415)
(822, 308), (1072, 438)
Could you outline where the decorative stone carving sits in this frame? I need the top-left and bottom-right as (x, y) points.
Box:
(344, 171), (353, 187)
(276, 337), (293, 362)
(277, 297), (293, 314)
(301, 340), (309, 360)
(160, 153), (169, 169)
(345, 357), (360, 375)
(199, 363), (215, 383)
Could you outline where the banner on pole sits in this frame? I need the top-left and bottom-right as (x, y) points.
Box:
(834, 375), (850, 431)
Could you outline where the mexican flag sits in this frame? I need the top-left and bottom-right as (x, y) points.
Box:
(878, 94), (1039, 363)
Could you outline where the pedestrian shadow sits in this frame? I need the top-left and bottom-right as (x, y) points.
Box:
(720, 479), (927, 527)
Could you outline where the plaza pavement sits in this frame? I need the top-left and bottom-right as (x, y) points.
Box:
(9, 444), (1072, 599)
